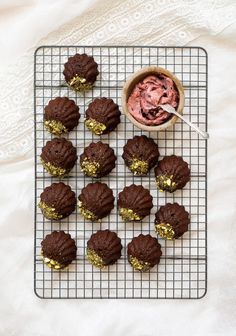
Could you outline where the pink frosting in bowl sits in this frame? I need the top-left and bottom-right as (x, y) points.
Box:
(127, 74), (179, 126)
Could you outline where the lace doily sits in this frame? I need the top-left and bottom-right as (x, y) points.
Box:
(0, 0), (236, 161)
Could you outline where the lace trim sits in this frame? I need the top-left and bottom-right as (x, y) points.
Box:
(1, 0), (236, 161)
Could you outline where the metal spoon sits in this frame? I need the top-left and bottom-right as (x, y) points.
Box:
(159, 104), (209, 139)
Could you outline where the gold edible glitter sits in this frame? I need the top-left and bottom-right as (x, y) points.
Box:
(156, 174), (177, 192)
(80, 158), (100, 177)
(119, 208), (142, 221)
(129, 158), (149, 175)
(38, 201), (63, 220)
(68, 75), (92, 92)
(129, 256), (151, 272)
(78, 200), (99, 221)
(44, 120), (67, 136)
(87, 249), (105, 269)
(41, 250), (65, 270)
(85, 118), (106, 135)
(155, 223), (175, 240)
(40, 158), (66, 177)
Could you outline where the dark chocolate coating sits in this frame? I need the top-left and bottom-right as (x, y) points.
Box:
(79, 182), (114, 219)
(40, 182), (76, 219)
(154, 155), (190, 192)
(41, 231), (77, 267)
(85, 97), (121, 134)
(127, 234), (162, 268)
(44, 97), (80, 132)
(63, 53), (99, 85)
(41, 138), (77, 174)
(118, 184), (153, 220)
(122, 135), (159, 175)
(87, 230), (122, 266)
(80, 141), (116, 177)
(155, 203), (190, 239)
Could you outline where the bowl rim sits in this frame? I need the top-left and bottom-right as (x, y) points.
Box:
(121, 66), (185, 132)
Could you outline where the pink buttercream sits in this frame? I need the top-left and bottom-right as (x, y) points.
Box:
(127, 74), (179, 126)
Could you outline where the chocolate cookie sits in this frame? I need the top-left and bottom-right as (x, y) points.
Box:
(122, 135), (159, 176)
(155, 203), (190, 240)
(40, 138), (77, 177)
(85, 97), (121, 135)
(127, 234), (162, 272)
(155, 155), (190, 192)
(44, 97), (80, 135)
(80, 141), (116, 178)
(41, 231), (77, 270)
(78, 182), (114, 221)
(87, 230), (122, 269)
(118, 184), (153, 221)
(38, 182), (76, 220)
(63, 53), (99, 92)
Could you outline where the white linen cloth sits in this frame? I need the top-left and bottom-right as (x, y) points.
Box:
(0, 1), (236, 335)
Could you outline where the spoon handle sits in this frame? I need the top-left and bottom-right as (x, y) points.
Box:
(174, 111), (209, 139)
(159, 104), (209, 139)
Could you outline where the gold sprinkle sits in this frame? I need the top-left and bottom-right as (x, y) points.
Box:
(44, 120), (67, 135)
(156, 174), (177, 192)
(129, 158), (149, 175)
(80, 158), (100, 177)
(166, 178), (171, 186)
(41, 250), (65, 270)
(38, 201), (63, 220)
(68, 75), (92, 92)
(85, 118), (106, 135)
(119, 207), (142, 221)
(155, 223), (175, 240)
(129, 256), (151, 272)
(87, 249), (105, 269)
(78, 200), (99, 221)
(40, 158), (66, 177)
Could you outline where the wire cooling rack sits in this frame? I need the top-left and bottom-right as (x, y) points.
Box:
(34, 46), (207, 299)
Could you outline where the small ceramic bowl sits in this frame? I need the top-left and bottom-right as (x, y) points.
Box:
(122, 66), (185, 132)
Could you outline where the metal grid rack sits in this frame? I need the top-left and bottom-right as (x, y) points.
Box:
(34, 46), (207, 299)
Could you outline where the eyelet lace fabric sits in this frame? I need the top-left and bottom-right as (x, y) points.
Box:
(0, 0), (236, 161)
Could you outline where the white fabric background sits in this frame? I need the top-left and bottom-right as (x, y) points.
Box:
(0, 1), (236, 335)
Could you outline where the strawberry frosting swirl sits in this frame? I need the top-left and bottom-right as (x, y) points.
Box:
(127, 74), (179, 126)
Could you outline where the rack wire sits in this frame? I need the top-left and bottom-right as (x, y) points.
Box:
(34, 46), (207, 299)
